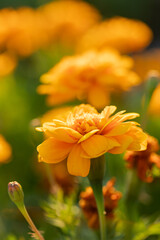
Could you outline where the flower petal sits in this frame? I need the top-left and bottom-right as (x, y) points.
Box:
(78, 129), (99, 143)
(104, 122), (132, 136)
(81, 135), (120, 158)
(108, 135), (133, 154)
(42, 124), (82, 143)
(100, 105), (117, 119)
(67, 144), (90, 177)
(37, 137), (74, 163)
(127, 126), (147, 151)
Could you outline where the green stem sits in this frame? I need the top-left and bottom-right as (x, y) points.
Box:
(44, 163), (55, 192)
(18, 204), (44, 240)
(124, 170), (142, 239)
(90, 180), (106, 240)
(88, 156), (106, 240)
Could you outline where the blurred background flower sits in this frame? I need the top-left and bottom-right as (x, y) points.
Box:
(79, 179), (122, 229)
(76, 17), (153, 54)
(0, 134), (12, 164)
(38, 49), (140, 109)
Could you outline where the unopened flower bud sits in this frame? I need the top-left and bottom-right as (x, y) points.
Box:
(8, 181), (24, 205)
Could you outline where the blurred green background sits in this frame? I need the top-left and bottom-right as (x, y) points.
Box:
(0, 0), (160, 239)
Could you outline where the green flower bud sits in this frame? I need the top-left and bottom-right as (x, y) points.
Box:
(8, 181), (24, 205)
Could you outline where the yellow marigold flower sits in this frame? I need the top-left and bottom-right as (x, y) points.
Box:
(76, 17), (153, 54)
(0, 52), (17, 77)
(37, 104), (147, 177)
(133, 48), (160, 80)
(79, 178), (122, 229)
(0, 135), (12, 163)
(38, 49), (140, 109)
(38, 0), (101, 46)
(124, 135), (160, 183)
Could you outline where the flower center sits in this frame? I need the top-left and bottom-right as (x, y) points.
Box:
(67, 112), (99, 135)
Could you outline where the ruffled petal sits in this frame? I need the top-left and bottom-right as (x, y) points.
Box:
(104, 122), (132, 136)
(78, 129), (99, 143)
(42, 124), (82, 143)
(67, 144), (90, 177)
(127, 126), (147, 151)
(100, 105), (117, 119)
(108, 135), (133, 154)
(81, 135), (120, 158)
(37, 137), (74, 163)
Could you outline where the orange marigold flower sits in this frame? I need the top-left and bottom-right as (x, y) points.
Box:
(79, 179), (122, 229)
(0, 135), (12, 163)
(38, 0), (101, 46)
(38, 49), (140, 109)
(0, 52), (17, 77)
(37, 104), (147, 177)
(76, 17), (153, 54)
(6, 7), (46, 57)
(133, 48), (160, 80)
(124, 135), (160, 183)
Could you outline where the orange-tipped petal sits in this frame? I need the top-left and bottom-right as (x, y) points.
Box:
(81, 135), (120, 158)
(67, 144), (90, 177)
(37, 137), (74, 163)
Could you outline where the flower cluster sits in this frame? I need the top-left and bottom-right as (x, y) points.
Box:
(38, 49), (140, 109)
(79, 179), (122, 229)
(124, 135), (160, 182)
(37, 104), (147, 177)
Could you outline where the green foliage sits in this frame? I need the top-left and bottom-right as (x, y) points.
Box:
(42, 190), (80, 238)
(133, 221), (160, 240)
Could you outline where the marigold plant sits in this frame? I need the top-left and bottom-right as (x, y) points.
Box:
(37, 104), (147, 177)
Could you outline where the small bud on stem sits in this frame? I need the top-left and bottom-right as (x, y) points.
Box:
(8, 181), (45, 240)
